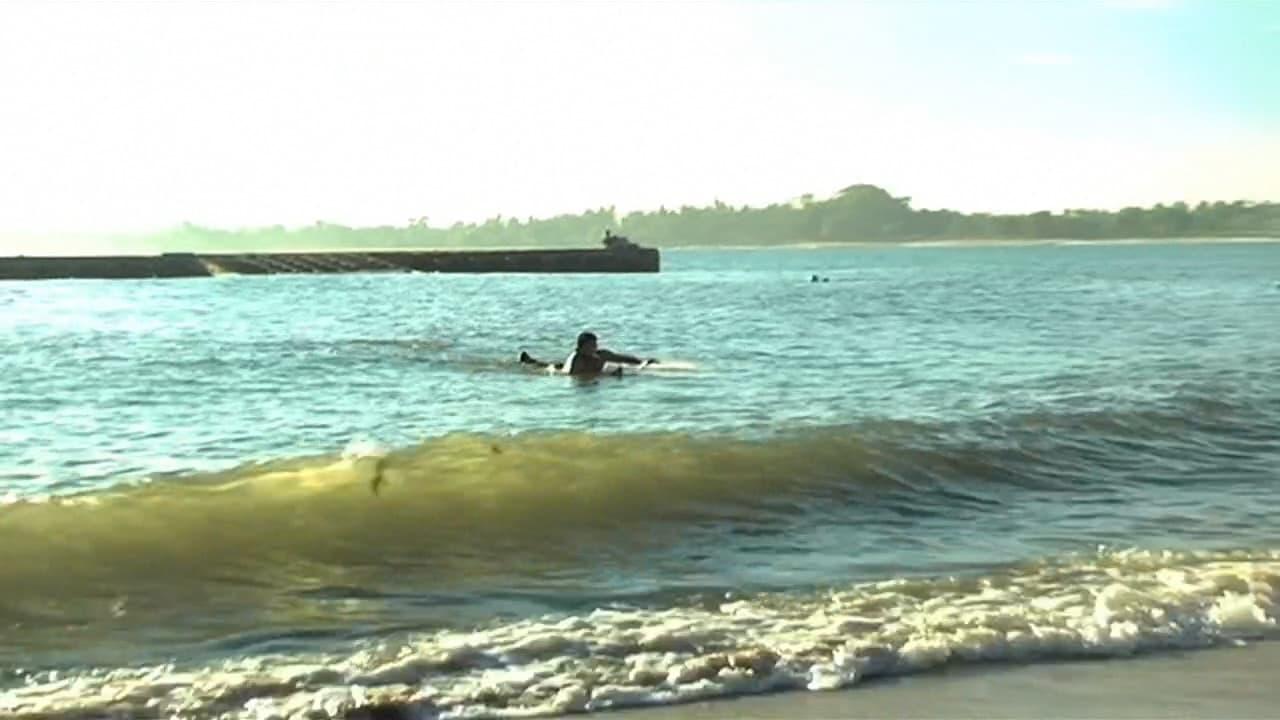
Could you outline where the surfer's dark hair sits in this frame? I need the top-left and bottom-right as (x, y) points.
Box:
(577, 332), (597, 349)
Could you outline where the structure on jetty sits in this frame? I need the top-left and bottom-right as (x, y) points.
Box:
(0, 234), (659, 281)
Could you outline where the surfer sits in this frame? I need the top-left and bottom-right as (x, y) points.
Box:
(520, 332), (655, 376)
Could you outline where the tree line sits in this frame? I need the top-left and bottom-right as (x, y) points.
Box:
(150, 184), (1280, 251)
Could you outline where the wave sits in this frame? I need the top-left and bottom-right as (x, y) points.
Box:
(5, 547), (1278, 719)
(2, 396), (1276, 633)
(0, 428), (967, 610)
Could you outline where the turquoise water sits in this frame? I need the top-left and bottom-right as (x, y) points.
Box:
(2, 242), (1279, 718)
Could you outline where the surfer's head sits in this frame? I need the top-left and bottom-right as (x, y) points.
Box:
(576, 332), (598, 354)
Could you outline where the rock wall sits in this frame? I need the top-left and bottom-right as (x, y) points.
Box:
(0, 247), (660, 280)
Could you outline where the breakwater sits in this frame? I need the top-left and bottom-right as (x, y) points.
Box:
(0, 245), (659, 280)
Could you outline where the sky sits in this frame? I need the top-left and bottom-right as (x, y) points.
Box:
(0, 0), (1277, 235)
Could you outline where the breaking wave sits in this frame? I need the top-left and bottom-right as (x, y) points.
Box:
(3, 399), (1274, 601)
(4, 548), (1278, 718)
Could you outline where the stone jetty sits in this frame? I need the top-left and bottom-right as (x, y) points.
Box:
(0, 236), (659, 281)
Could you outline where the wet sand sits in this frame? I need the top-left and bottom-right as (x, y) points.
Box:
(620, 641), (1280, 719)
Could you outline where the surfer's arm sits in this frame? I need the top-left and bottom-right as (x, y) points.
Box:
(598, 349), (655, 365)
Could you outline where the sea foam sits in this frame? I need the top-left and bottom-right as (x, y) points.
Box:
(6, 548), (1278, 719)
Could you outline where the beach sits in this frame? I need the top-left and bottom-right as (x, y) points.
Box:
(622, 641), (1280, 719)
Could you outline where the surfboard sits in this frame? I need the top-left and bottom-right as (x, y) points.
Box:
(519, 351), (696, 376)
(543, 360), (631, 376)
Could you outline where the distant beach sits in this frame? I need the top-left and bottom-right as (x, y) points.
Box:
(665, 236), (1280, 251)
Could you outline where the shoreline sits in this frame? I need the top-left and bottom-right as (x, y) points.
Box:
(617, 640), (1280, 719)
(3, 236), (1276, 260)
(663, 236), (1280, 251)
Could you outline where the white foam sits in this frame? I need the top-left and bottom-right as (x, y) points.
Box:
(7, 548), (1280, 719)
(1210, 592), (1275, 635)
(341, 438), (389, 461)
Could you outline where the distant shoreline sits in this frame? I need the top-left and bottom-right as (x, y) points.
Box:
(4, 236), (1277, 259)
(6, 182), (1276, 255)
(663, 236), (1280, 251)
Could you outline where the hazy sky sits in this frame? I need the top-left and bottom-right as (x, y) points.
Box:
(0, 0), (1276, 234)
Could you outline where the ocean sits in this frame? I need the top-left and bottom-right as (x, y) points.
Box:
(2, 241), (1278, 718)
